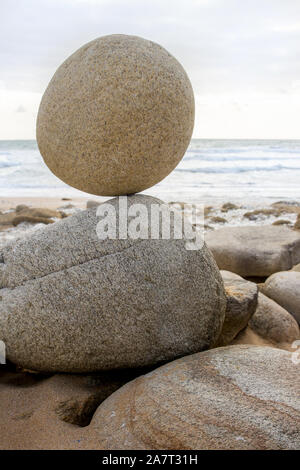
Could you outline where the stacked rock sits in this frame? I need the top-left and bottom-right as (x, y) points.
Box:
(0, 35), (299, 450)
(1, 35), (226, 372)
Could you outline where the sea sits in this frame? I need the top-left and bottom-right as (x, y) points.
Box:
(1, 139), (300, 206)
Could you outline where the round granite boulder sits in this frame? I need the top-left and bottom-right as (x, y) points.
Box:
(36, 35), (195, 196)
(0, 195), (225, 372)
(85, 345), (300, 450)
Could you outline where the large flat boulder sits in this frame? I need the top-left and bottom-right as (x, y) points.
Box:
(83, 346), (300, 450)
(0, 195), (226, 372)
(205, 226), (300, 277)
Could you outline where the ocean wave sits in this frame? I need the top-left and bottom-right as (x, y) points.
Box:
(0, 159), (20, 168)
(175, 164), (300, 174)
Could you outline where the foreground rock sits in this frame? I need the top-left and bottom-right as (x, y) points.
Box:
(205, 226), (300, 277)
(217, 271), (258, 346)
(84, 346), (300, 450)
(0, 195), (226, 372)
(248, 293), (300, 346)
(261, 271), (300, 324)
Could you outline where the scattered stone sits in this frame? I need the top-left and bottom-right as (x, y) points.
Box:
(0, 213), (15, 226)
(193, 223), (213, 231)
(205, 225), (300, 277)
(0, 195), (226, 372)
(294, 214), (300, 230)
(271, 202), (300, 216)
(272, 219), (291, 226)
(168, 201), (187, 209)
(261, 271), (300, 324)
(243, 208), (282, 220)
(272, 200), (300, 208)
(37, 35), (195, 196)
(17, 208), (62, 219)
(221, 202), (239, 212)
(0, 224), (13, 233)
(15, 204), (30, 213)
(249, 293), (300, 346)
(209, 216), (227, 224)
(217, 271), (258, 346)
(204, 206), (213, 216)
(12, 208), (62, 226)
(12, 216), (55, 226)
(86, 200), (101, 209)
(84, 346), (300, 450)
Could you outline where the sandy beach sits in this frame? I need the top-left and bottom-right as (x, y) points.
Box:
(0, 196), (102, 212)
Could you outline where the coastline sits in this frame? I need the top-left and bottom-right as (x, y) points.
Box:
(0, 196), (101, 212)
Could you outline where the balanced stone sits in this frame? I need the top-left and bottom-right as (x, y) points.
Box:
(83, 345), (300, 450)
(0, 195), (226, 372)
(36, 35), (195, 196)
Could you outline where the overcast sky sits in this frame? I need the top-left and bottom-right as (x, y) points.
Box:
(1, 0), (300, 139)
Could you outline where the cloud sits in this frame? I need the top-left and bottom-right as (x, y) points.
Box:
(0, 0), (300, 138)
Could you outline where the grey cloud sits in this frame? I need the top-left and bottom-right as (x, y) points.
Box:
(0, 0), (299, 97)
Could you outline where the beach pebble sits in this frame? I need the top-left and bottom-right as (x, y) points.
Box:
(86, 200), (101, 209)
(209, 216), (227, 224)
(84, 345), (300, 450)
(15, 204), (30, 213)
(261, 271), (300, 324)
(37, 34), (194, 196)
(205, 226), (300, 277)
(249, 293), (300, 345)
(217, 270), (258, 346)
(0, 213), (15, 226)
(0, 195), (225, 372)
(221, 202), (239, 212)
(272, 219), (291, 226)
(294, 214), (300, 230)
(13, 215), (55, 226)
(12, 208), (62, 226)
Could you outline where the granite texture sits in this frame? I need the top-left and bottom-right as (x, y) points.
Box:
(84, 345), (300, 450)
(249, 292), (300, 344)
(217, 270), (258, 346)
(36, 34), (195, 196)
(262, 271), (300, 324)
(205, 226), (300, 277)
(0, 195), (225, 372)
